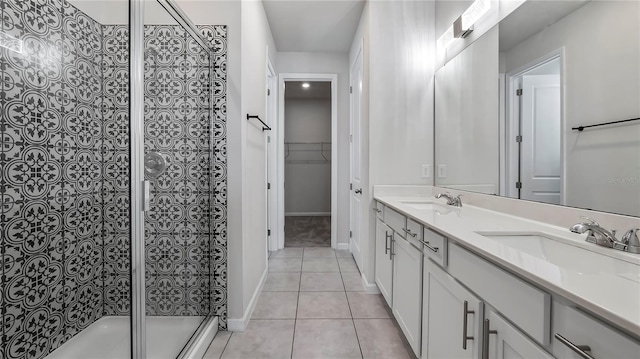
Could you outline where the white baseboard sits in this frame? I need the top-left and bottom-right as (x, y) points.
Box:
(336, 242), (349, 250)
(227, 266), (268, 332)
(285, 212), (331, 216)
(361, 272), (381, 294)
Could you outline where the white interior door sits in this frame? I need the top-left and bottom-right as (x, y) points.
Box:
(520, 74), (561, 204)
(350, 48), (363, 269)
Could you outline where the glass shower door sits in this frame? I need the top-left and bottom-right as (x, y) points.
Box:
(139, 0), (214, 357)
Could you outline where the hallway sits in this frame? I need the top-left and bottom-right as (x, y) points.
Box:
(203, 248), (415, 359)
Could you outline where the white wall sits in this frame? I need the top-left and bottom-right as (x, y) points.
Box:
(285, 99), (332, 215)
(277, 52), (351, 244)
(353, 0), (436, 284)
(239, 0), (278, 323)
(503, 0), (640, 216)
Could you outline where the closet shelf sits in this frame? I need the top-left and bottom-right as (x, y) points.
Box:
(285, 142), (331, 164)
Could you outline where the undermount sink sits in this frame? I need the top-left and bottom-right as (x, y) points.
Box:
(475, 231), (640, 278)
(399, 200), (448, 211)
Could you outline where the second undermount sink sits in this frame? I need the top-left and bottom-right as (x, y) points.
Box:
(475, 231), (640, 277)
(399, 200), (448, 211)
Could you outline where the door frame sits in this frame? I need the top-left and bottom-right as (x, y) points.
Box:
(503, 48), (566, 204)
(266, 52), (278, 252)
(277, 73), (338, 249)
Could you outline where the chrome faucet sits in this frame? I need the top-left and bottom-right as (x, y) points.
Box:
(569, 216), (620, 248)
(621, 228), (640, 254)
(435, 192), (462, 207)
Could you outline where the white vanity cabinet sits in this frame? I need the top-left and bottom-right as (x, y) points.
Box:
(485, 309), (554, 359)
(423, 259), (482, 359)
(375, 217), (394, 306)
(552, 302), (640, 358)
(392, 234), (423, 356)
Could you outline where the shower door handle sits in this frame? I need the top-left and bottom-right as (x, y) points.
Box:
(143, 180), (151, 212)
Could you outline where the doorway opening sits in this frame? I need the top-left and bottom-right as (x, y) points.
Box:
(276, 74), (338, 249)
(505, 52), (564, 205)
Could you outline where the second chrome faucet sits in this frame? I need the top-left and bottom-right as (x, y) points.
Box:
(570, 216), (640, 254)
(435, 192), (462, 207)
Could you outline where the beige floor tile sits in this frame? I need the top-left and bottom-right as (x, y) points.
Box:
(338, 257), (359, 272)
(341, 272), (365, 292)
(297, 291), (352, 319)
(300, 272), (344, 291)
(270, 247), (304, 259)
(252, 292), (299, 319)
(335, 249), (353, 258)
(268, 258), (302, 272)
(292, 319), (362, 359)
(263, 272), (301, 292)
(203, 331), (232, 359)
(354, 319), (413, 359)
(347, 292), (391, 318)
(302, 257), (340, 272)
(221, 320), (295, 359)
(303, 247), (337, 258)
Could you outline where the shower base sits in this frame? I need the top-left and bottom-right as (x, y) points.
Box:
(46, 316), (207, 359)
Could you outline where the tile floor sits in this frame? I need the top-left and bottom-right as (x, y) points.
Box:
(203, 247), (416, 359)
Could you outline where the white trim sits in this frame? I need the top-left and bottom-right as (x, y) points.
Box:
(266, 50), (278, 252)
(504, 48), (565, 203)
(285, 212), (331, 217)
(183, 317), (218, 359)
(361, 272), (381, 294)
(336, 242), (349, 251)
(277, 73), (339, 250)
(227, 266), (268, 332)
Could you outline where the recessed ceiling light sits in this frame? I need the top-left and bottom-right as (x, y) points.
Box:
(302, 83), (310, 89)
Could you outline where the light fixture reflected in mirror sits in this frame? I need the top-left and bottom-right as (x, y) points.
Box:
(302, 82), (310, 89)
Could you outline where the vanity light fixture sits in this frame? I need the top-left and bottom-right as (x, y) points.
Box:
(440, 0), (492, 46)
(301, 82), (310, 89)
(0, 31), (23, 54)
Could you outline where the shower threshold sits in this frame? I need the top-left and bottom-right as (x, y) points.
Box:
(46, 316), (206, 359)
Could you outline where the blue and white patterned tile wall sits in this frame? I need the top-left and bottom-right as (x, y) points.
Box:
(0, 0), (228, 356)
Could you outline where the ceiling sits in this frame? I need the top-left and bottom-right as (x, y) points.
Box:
(262, 0), (366, 52)
(285, 81), (332, 99)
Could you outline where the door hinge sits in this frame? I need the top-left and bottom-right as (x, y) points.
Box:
(350, 134), (353, 143)
(267, 88), (271, 96)
(350, 231), (353, 238)
(350, 86), (353, 94)
(267, 182), (271, 190)
(350, 183), (353, 190)
(268, 229), (271, 236)
(515, 181), (522, 189)
(267, 135), (271, 143)
(516, 89), (523, 96)
(516, 135), (522, 143)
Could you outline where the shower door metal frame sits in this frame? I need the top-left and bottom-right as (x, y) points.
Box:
(129, 0), (217, 357)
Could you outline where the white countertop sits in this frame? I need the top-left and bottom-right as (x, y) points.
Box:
(375, 195), (640, 339)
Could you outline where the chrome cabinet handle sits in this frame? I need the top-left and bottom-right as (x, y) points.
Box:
(402, 228), (417, 238)
(462, 300), (474, 350)
(390, 237), (396, 259)
(482, 319), (497, 359)
(385, 232), (392, 255)
(555, 334), (595, 359)
(420, 240), (439, 253)
(355, 188), (362, 194)
(372, 208), (382, 213)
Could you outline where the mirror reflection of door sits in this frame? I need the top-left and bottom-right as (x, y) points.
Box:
(515, 58), (562, 204)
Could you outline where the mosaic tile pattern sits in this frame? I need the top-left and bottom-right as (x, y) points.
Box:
(1, 0), (103, 357)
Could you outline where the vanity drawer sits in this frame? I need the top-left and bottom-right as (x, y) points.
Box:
(405, 218), (423, 248)
(375, 201), (384, 220)
(552, 302), (640, 358)
(422, 227), (447, 267)
(448, 243), (551, 345)
(385, 207), (406, 236)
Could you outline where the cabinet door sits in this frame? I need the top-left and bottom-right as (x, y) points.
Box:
(375, 218), (393, 307)
(486, 309), (553, 359)
(392, 235), (423, 357)
(423, 259), (482, 359)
